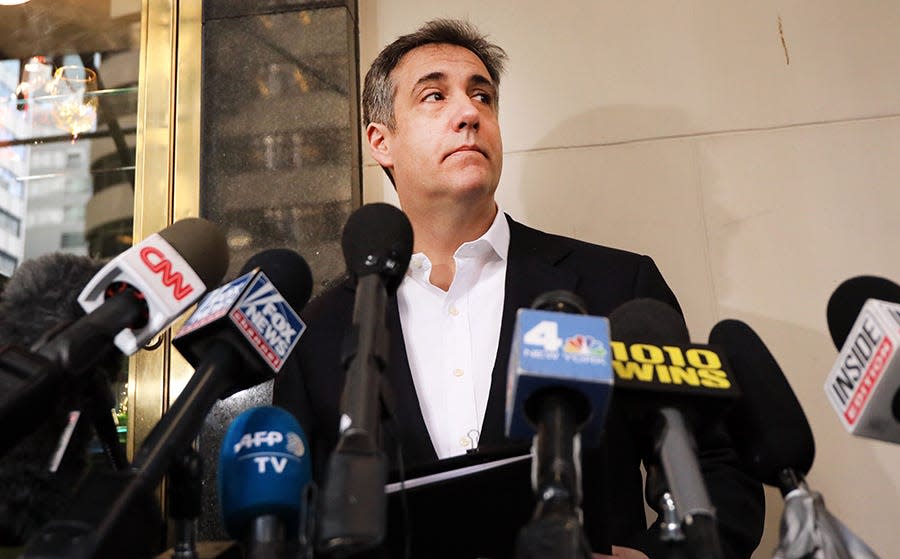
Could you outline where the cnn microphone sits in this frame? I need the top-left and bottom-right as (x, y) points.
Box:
(505, 290), (614, 559)
(609, 299), (738, 559)
(824, 276), (900, 444)
(710, 319), (880, 559)
(219, 406), (313, 559)
(0, 218), (229, 454)
(318, 203), (413, 556)
(22, 248), (312, 559)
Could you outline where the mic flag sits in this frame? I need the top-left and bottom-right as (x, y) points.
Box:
(78, 217), (228, 355)
(505, 308), (614, 443)
(174, 248), (310, 380)
(219, 406), (312, 542)
(824, 297), (900, 444)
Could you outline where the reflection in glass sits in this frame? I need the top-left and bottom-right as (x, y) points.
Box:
(47, 65), (98, 140)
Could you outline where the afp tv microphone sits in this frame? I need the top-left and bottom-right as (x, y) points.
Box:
(219, 406), (313, 559)
(824, 276), (900, 444)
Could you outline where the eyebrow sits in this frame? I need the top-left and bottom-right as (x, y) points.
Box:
(412, 71), (497, 94)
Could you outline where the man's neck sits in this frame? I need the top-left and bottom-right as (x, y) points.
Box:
(402, 198), (498, 291)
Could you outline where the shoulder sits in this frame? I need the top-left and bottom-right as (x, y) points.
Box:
(506, 215), (680, 313)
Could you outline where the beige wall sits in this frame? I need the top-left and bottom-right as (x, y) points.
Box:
(359, 2), (900, 556)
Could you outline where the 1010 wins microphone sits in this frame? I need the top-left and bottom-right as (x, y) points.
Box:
(824, 276), (900, 444)
(505, 290), (614, 559)
(609, 299), (738, 559)
(23, 248), (312, 559)
(318, 203), (413, 556)
(0, 218), (228, 454)
(219, 406), (313, 559)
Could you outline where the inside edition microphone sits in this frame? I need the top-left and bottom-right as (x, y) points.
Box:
(219, 406), (313, 559)
(0, 217), (228, 455)
(22, 248), (312, 559)
(710, 319), (880, 559)
(318, 203), (413, 556)
(609, 299), (738, 559)
(824, 276), (900, 444)
(505, 290), (614, 559)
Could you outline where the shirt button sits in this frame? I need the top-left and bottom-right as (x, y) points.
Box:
(453, 368), (464, 377)
(449, 306), (459, 316)
(459, 437), (470, 447)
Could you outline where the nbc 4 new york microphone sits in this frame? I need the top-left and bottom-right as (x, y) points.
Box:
(219, 406), (314, 559)
(506, 291), (613, 559)
(825, 276), (900, 444)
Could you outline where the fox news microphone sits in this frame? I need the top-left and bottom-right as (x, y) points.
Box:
(22, 248), (312, 559)
(318, 203), (413, 556)
(609, 299), (738, 559)
(824, 276), (900, 445)
(710, 319), (879, 559)
(219, 406), (313, 559)
(0, 218), (228, 454)
(506, 290), (614, 559)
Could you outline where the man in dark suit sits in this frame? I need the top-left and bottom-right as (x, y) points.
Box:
(274, 19), (763, 558)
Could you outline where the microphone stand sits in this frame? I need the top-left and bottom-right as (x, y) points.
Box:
(317, 274), (390, 556)
(516, 389), (593, 559)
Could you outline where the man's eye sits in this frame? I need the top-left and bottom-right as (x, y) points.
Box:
(423, 92), (444, 101)
(474, 92), (493, 104)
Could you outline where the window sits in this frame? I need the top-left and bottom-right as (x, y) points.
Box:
(0, 249), (16, 277)
(0, 207), (20, 236)
(60, 231), (85, 248)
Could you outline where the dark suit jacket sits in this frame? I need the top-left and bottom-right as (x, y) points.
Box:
(273, 216), (764, 558)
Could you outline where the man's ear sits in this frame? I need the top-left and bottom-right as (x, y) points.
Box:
(366, 122), (394, 170)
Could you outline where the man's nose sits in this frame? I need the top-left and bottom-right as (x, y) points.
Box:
(453, 96), (480, 131)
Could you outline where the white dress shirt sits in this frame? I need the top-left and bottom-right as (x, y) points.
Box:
(397, 208), (510, 459)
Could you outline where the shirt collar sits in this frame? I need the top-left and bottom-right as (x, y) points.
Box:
(454, 204), (510, 261)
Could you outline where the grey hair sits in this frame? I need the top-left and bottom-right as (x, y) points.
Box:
(362, 19), (508, 130)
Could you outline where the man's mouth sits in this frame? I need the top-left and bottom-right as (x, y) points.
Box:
(446, 145), (485, 160)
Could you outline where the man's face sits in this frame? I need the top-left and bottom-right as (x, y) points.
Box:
(367, 43), (503, 207)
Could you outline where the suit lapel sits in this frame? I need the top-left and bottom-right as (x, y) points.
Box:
(383, 293), (439, 465)
(479, 217), (579, 447)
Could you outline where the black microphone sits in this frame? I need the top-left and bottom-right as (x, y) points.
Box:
(826, 275), (900, 349)
(609, 299), (735, 559)
(318, 203), (413, 556)
(0, 254), (118, 547)
(709, 319), (814, 493)
(709, 319), (880, 558)
(0, 218), (229, 455)
(22, 248), (312, 559)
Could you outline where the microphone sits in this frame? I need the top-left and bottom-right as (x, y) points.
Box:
(318, 203), (413, 556)
(609, 298), (737, 559)
(710, 319), (880, 559)
(826, 275), (900, 349)
(0, 254), (117, 546)
(22, 248), (312, 559)
(708, 320), (814, 493)
(0, 218), (229, 454)
(505, 290), (613, 559)
(219, 406), (313, 559)
(824, 276), (900, 444)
